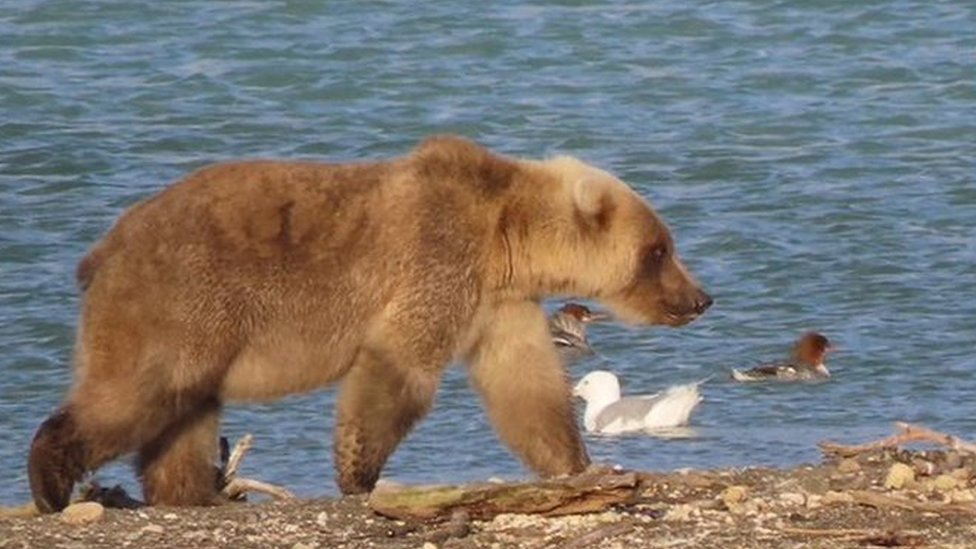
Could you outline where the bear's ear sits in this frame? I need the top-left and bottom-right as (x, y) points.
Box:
(572, 175), (616, 230)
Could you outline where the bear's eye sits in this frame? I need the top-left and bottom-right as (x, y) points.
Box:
(641, 244), (668, 273)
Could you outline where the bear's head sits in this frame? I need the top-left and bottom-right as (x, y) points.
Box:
(518, 156), (712, 327)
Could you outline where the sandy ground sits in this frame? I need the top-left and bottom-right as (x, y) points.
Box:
(3, 448), (975, 549)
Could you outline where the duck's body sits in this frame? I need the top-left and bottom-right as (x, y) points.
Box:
(731, 332), (833, 382)
(548, 303), (609, 361)
(572, 370), (703, 434)
(730, 362), (829, 382)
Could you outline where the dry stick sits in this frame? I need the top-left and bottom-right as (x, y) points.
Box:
(891, 422), (976, 454)
(224, 478), (296, 502)
(782, 527), (927, 549)
(781, 527), (921, 538)
(562, 522), (635, 549)
(219, 434), (296, 501)
(847, 490), (976, 516)
(222, 434), (253, 482)
(819, 422), (976, 458)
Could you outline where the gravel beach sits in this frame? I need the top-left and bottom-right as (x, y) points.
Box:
(3, 448), (975, 549)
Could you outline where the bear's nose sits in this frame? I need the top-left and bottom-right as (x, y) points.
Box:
(694, 293), (713, 314)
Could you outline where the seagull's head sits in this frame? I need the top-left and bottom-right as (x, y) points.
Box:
(572, 370), (621, 403)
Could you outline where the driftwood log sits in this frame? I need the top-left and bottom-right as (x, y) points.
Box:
(368, 467), (640, 521)
(819, 422), (976, 458)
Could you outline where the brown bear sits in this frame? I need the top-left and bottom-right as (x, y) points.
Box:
(28, 135), (711, 512)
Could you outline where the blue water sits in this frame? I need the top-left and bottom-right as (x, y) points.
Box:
(1, 1), (974, 505)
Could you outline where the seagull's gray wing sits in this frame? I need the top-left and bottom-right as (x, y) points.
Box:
(593, 394), (662, 432)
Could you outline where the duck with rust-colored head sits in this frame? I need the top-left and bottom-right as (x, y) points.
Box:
(731, 332), (834, 382)
(548, 303), (609, 361)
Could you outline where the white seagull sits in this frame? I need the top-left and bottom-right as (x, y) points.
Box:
(572, 370), (704, 435)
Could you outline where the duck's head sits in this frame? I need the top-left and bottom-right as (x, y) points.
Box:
(792, 332), (834, 369)
(558, 303), (610, 323)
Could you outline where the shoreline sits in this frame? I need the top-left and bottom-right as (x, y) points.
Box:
(3, 447), (975, 548)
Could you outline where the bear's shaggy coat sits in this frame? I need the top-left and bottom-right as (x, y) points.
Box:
(28, 136), (711, 512)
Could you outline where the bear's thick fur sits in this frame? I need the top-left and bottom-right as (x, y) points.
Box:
(28, 136), (711, 512)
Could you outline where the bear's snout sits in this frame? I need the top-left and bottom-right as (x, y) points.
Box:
(665, 287), (712, 325)
(657, 255), (712, 325)
(693, 291), (713, 315)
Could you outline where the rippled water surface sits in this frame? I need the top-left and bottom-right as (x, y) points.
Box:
(2, 1), (974, 504)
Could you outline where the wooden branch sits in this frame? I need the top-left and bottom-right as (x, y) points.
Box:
(891, 422), (976, 454)
(562, 522), (634, 549)
(223, 478), (296, 502)
(222, 434), (253, 483)
(368, 469), (640, 521)
(781, 527), (885, 537)
(217, 434), (295, 502)
(819, 422), (976, 458)
(783, 527), (926, 547)
(848, 490), (976, 516)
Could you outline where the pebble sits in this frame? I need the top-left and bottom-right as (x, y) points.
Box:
(60, 502), (105, 526)
(931, 474), (959, 493)
(315, 511), (330, 528)
(949, 468), (972, 481)
(142, 524), (165, 535)
(912, 458), (936, 476)
(949, 490), (975, 503)
(805, 494), (823, 509)
(728, 500), (759, 516)
(721, 485), (749, 507)
(778, 492), (806, 506)
(822, 490), (854, 505)
(836, 458), (861, 474)
(663, 503), (696, 522)
(885, 463), (915, 490)
(448, 509), (472, 538)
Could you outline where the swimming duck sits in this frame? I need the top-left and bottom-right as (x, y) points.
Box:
(572, 370), (704, 434)
(730, 332), (834, 382)
(548, 303), (609, 361)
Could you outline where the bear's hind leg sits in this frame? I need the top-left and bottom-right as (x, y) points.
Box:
(334, 348), (439, 494)
(137, 398), (223, 507)
(28, 383), (185, 513)
(468, 301), (590, 477)
(28, 406), (94, 513)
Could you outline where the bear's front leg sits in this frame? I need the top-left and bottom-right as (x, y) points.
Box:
(468, 301), (590, 477)
(334, 347), (440, 494)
